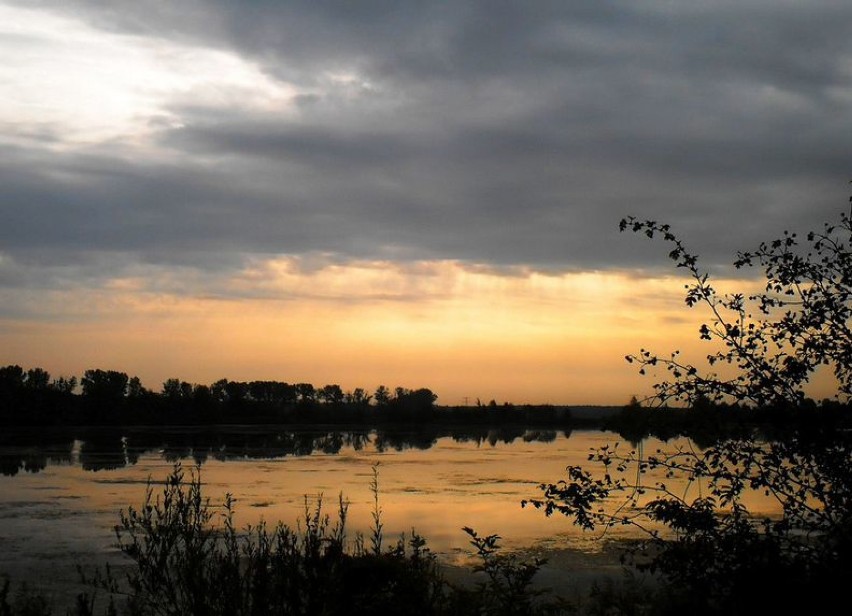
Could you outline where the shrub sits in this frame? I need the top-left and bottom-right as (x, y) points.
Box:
(76, 464), (561, 616)
(528, 200), (852, 613)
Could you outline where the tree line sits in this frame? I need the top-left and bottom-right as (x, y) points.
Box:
(0, 364), (569, 427)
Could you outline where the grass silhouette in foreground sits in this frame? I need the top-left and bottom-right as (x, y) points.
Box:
(2, 464), (570, 616)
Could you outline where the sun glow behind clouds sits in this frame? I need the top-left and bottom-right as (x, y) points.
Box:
(0, 4), (299, 146)
(0, 258), (716, 404)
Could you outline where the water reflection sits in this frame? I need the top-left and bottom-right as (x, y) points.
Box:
(0, 426), (568, 476)
(0, 431), (74, 476)
(0, 426), (789, 608)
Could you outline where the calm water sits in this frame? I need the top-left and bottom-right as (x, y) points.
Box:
(0, 426), (776, 602)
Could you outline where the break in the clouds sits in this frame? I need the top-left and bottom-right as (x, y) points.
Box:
(1, 0), (851, 290)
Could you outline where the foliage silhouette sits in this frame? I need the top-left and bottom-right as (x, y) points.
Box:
(528, 199), (852, 614)
(462, 528), (552, 615)
(63, 464), (562, 616)
(619, 202), (852, 407)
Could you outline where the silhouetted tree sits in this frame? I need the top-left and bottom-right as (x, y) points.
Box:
(162, 378), (184, 399)
(391, 387), (438, 415)
(50, 375), (77, 394)
(211, 378), (229, 404)
(318, 384), (345, 406)
(0, 365), (24, 392)
(374, 385), (391, 406)
(281, 382), (298, 406)
(193, 384), (212, 404)
(530, 199), (852, 613)
(81, 369), (129, 400)
(248, 380), (275, 404)
(24, 367), (50, 390)
(346, 387), (372, 406)
(127, 376), (146, 398)
(620, 205), (852, 407)
(295, 383), (316, 405)
(224, 380), (249, 407)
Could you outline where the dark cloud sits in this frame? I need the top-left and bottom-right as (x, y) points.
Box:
(2, 0), (850, 291)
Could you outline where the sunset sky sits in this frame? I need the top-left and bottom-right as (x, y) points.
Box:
(0, 1), (849, 404)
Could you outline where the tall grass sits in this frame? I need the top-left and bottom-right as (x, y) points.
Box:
(3, 463), (556, 616)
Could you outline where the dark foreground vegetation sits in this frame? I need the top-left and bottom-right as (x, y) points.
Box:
(526, 200), (852, 613)
(1, 464), (569, 616)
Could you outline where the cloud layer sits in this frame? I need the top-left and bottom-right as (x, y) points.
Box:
(2, 0), (851, 292)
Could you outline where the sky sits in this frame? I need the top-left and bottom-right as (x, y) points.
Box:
(0, 0), (849, 404)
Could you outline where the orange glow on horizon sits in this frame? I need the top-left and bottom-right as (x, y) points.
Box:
(0, 258), (829, 405)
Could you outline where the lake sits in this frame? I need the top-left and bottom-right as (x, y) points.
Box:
(0, 425), (777, 603)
